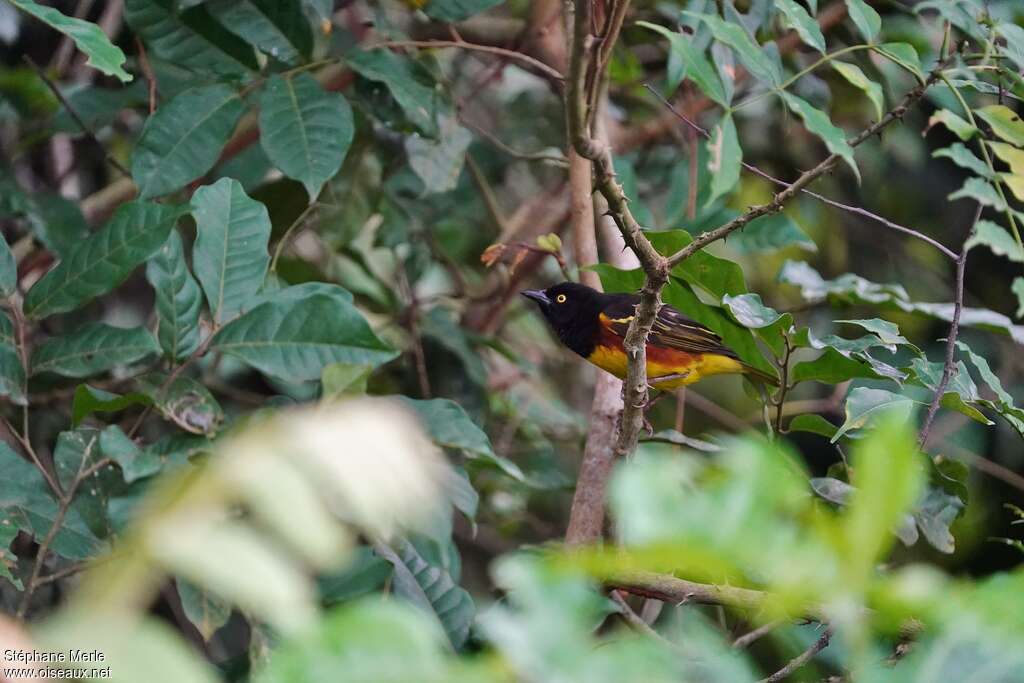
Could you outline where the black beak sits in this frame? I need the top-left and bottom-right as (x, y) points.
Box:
(521, 289), (551, 306)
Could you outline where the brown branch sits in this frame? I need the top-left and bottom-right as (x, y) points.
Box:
(135, 36), (158, 114)
(918, 203), (981, 448)
(758, 627), (834, 683)
(370, 40), (565, 83)
(643, 86), (959, 261)
(733, 619), (783, 649)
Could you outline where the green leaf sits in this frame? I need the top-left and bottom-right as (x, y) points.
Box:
(99, 424), (170, 483)
(833, 387), (919, 442)
(965, 220), (1024, 262)
(934, 143), (990, 177)
(637, 21), (728, 106)
(955, 341), (1024, 435)
(207, 0), (312, 66)
(949, 178), (1006, 212)
(24, 201), (186, 319)
(210, 292), (398, 383)
(789, 414), (839, 439)
(792, 347), (894, 384)
(259, 73), (354, 201)
(927, 109), (977, 141)
(913, 488), (963, 554)
(837, 318), (913, 350)
(376, 539), (475, 650)
(873, 43), (923, 81)
(976, 105), (1024, 147)
(423, 0), (503, 22)
(0, 319), (25, 405)
(0, 442), (103, 561)
(844, 414), (925, 585)
(844, 0), (881, 43)
(346, 48), (438, 135)
(8, 0), (130, 82)
(0, 233), (15, 298)
(51, 81), (149, 135)
(729, 213), (816, 253)
(125, 0), (256, 76)
(319, 545), (394, 605)
(1015, 277), (1024, 318)
(146, 231), (203, 360)
(684, 12), (780, 86)
(31, 323), (159, 378)
(705, 112), (742, 206)
(53, 429), (120, 538)
(137, 373), (224, 435)
(831, 61), (884, 121)
(177, 578), (232, 642)
(321, 362), (373, 398)
(132, 84), (244, 199)
(405, 114), (473, 195)
(191, 178), (272, 325)
(997, 22), (1024, 73)
(775, 0), (825, 53)
(72, 385), (152, 427)
(722, 293), (783, 328)
(398, 397), (525, 481)
(780, 92), (858, 179)
(987, 142), (1024, 175)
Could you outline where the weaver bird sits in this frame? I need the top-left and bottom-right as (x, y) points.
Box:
(522, 282), (777, 390)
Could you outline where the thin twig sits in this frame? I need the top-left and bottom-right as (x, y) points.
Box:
(24, 56), (130, 176)
(459, 115), (568, 166)
(733, 620), (782, 649)
(919, 203), (981, 448)
(370, 40), (564, 83)
(135, 36), (158, 114)
(270, 202), (319, 272)
(758, 627), (834, 683)
(643, 85), (959, 261)
(610, 590), (677, 649)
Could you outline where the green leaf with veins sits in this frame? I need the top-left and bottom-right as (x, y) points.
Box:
(965, 221), (1024, 262)
(31, 324), (159, 378)
(207, 0), (312, 66)
(132, 85), (244, 199)
(775, 0), (825, 53)
(259, 73), (354, 200)
(191, 178), (272, 325)
(831, 61), (884, 121)
(844, 0), (881, 42)
(8, 0), (131, 81)
(346, 48), (438, 135)
(637, 21), (728, 106)
(72, 385), (152, 427)
(146, 230), (203, 361)
(684, 12), (780, 86)
(24, 201), (186, 319)
(833, 387), (919, 442)
(976, 105), (1024, 147)
(705, 113), (742, 207)
(934, 143), (991, 177)
(780, 92), (859, 180)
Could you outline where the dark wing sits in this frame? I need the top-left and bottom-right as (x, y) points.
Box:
(602, 296), (738, 358)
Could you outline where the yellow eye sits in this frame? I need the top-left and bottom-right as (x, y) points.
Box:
(556, 294), (567, 303)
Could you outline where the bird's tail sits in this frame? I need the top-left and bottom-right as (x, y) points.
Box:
(741, 362), (780, 387)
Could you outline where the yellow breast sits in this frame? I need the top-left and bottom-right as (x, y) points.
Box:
(586, 346), (744, 389)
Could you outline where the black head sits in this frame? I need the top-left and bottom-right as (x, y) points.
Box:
(521, 282), (607, 357)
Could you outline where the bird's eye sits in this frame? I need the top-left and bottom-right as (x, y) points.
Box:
(556, 294), (567, 303)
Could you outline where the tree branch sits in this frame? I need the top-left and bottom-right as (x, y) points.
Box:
(758, 627), (834, 683)
(370, 39), (565, 84)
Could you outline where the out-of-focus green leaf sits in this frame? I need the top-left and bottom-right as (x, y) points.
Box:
(927, 109), (977, 141)
(955, 341), (1024, 435)
(125, 0), (256, 76)
(146, 230), (203, 361)
(31, 324), (159, 378)
(810, 476), (854, 504)
(54, 428), (121, 538)
(831, 61), (883, 121)
(51, 81), (148, 134)
(210, 292), (398, 382)
(24, 201), (186, 319)
(976, 105), (1024, 147)
(988, 142), (1024, 174)
(949, 178), (1006, 212)
(965, 220), (1024, 262)
(780, 92), (858, 179)
(137, 373), (224, 436)
(722, 293), (783, 328)
(191, 178), (272, 325)
(207, 0), (312, 65)
(72, 385), (152, 427)
(376, 539), (475, 650)
(833, 387), (918, 442)
(405, 114), (472, 195)
(176, 578), (232, 642)
(0, 233), (15, 298)
(0, 314), (25, 405)
(399, 397), (525, 481)
(790, 414), (839, 439)
(934, 143), (991, 177)
(8, 0), (130, 81)
(259, 73), (354, 201)
(319, 546), (394, 605)
(132, 84), (244, 199)
(775, 0), (825, 53)
(684, 12), (780, 86)
(845, 0), (880, 42)
(346, 48), (437, 135)
(873, 43), (923, 81)
(0, 442), (103, 560)
(729, 213), (816, 253)
(637, 21), (728, 106)
(1015, 277), (1024, 317)
(997, 22), (1024, 72)
(423, 0), (503, 23)
(23, 192), (89, 259)
(706, 112), (742, 206)
(321, 362), (373, 398)
(913, 488), (963, 554)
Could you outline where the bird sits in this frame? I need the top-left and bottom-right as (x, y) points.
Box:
(521, 281), (778, 390)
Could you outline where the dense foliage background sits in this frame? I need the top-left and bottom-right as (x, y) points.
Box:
(1, 0), (1024, 681)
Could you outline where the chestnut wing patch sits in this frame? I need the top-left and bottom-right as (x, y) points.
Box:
(600, 304), (737, 358)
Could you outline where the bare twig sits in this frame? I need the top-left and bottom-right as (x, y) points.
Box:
(919, 203), (982, 448)
(135, 36), (158, 113)
(270, 202), (319, 272)
(733, 620), (783, 649)
(758, 627), (834, 683)
(24, 56), (130, 177)
(610, 590), (676, 648)
(459, 115), (568, 166)
(643, 85), (959, 261)
(370, 40), (565, 83)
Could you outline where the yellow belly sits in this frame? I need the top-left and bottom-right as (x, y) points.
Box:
(586, 347), (744, 389)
